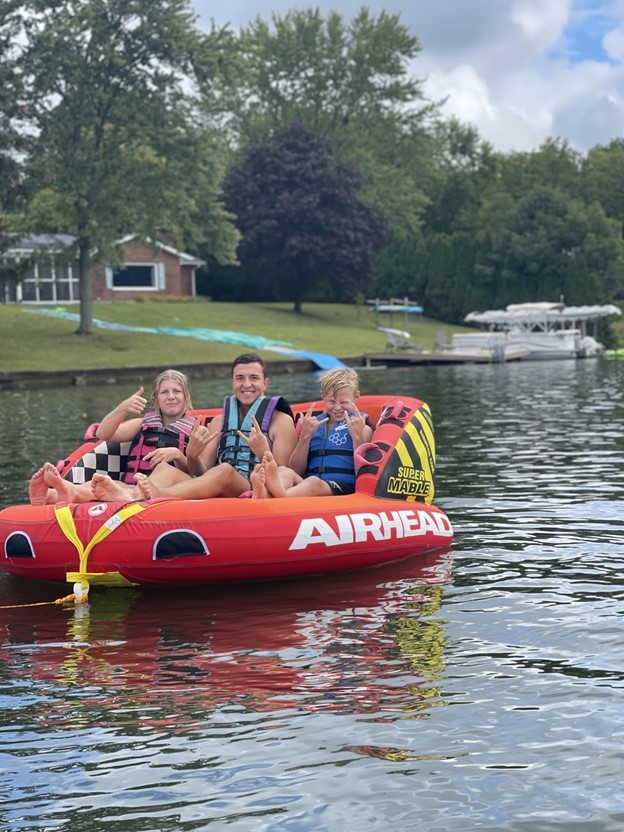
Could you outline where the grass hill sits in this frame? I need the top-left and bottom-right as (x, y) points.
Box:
(0, 300), (471, 372)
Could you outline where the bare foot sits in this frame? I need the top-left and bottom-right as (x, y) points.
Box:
(91, 473), (138, 502)
(250, 463), (270, 499)
(42, 462), (81, 502)
(135, 473), (156, 500)
(262, 452), (287, 498)
(29, 467), (50, 505)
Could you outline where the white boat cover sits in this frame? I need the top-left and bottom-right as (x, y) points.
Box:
(465, 303), (621, 328)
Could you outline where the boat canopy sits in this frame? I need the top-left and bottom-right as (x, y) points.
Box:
(465, 302), (621, 332)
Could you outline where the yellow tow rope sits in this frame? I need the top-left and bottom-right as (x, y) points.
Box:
(0, 597), (80, 609)
(55, 501), (146, 599)
(0, 502), (146, 609)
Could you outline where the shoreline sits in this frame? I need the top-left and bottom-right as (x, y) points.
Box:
(0, 356), (365, 391)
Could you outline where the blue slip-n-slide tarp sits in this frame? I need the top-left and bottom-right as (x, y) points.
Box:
(370, 303), (423, 313)
(267, 346), (346, 371)
(25, 308), (346, 371)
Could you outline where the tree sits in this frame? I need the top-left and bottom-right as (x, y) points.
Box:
(221, 122), (387, 313)
(0, 0), (24, 208)
(219, 7), (426, 141)
(0, 0), (30, 296)
(583, 139), (624, 228)
(423, 119), (498, 235)
(498, 186), (624, 306)
(499, 138), (584, 203)
(369, 227), (426, 301)
(16, 0), (238, 334)
(207, 7), (435, 234)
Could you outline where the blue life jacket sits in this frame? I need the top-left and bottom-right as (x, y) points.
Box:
(217, 395), (291, 479)
(123, 411), (195, 484)
(306, 413), (368, 487)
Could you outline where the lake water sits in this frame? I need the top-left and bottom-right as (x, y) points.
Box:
(1, 359), (623, 831)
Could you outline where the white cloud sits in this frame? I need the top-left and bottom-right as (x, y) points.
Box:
(190, 0), (624, 153)
(511, 0), (570, 48)
(603, 25), (624, 61)
(425, 65), (496, 126)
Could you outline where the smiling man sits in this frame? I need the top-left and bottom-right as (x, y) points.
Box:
(97, 353), (297, 502)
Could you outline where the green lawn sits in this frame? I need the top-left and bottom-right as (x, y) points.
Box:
(0, 300), (471, 371)
(610, 314), (624, 347)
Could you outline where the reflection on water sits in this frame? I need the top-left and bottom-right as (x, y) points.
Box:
(2, 552), (450, 722)
(1, 359), (623, 831)
(1, 554), (452, 831)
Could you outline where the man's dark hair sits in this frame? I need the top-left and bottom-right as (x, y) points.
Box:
(231, 353), (266, 376)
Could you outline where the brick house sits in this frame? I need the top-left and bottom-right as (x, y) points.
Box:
(1, 233), (205, 303)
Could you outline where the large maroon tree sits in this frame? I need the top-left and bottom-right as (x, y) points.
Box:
(222, 122), (387, 312)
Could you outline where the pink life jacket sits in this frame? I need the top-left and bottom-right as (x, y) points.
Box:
(122, 411), (195, 484)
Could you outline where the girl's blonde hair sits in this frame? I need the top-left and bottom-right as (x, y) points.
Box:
(318, 368), (360, 398)
(150, 370), (193, 416)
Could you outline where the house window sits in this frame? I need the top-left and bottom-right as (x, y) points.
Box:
(2, 283), (18, 303)
(21, 279), (38, 301)
(38, 262), (54, 301)
(55, 264), (79, 301)
(108, 263), (165, 291)
(16, 260), (79, 303)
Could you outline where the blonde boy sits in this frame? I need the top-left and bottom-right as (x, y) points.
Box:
(252, 367), (373, 499)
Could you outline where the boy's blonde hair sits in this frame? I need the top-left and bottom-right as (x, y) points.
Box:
(150, 369), (193, 415)
(318, 368), (360, 398)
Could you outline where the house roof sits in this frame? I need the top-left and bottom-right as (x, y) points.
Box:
(4, 233), (205, 267)
(5, 233), (75, 256)
(115, 234), (205, 267)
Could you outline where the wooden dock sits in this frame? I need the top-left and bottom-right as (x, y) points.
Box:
(363, 348), (530, 367)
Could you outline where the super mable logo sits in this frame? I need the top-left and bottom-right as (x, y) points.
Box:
(289, 509), (453, 550)
(387, 466), (431, 497)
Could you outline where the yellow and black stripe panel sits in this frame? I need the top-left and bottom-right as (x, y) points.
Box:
(374, 403), (436, 504)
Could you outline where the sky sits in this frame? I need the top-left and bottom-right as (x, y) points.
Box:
(190, 0), (624, 154)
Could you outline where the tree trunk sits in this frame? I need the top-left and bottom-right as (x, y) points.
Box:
(76, 237), (93, 336)
(293, 275), (303, 313)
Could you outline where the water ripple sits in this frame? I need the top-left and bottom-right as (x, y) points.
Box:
(1, 361), (624, 830)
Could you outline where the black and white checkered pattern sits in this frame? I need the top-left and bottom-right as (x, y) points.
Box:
(66, 441), (132, 483)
